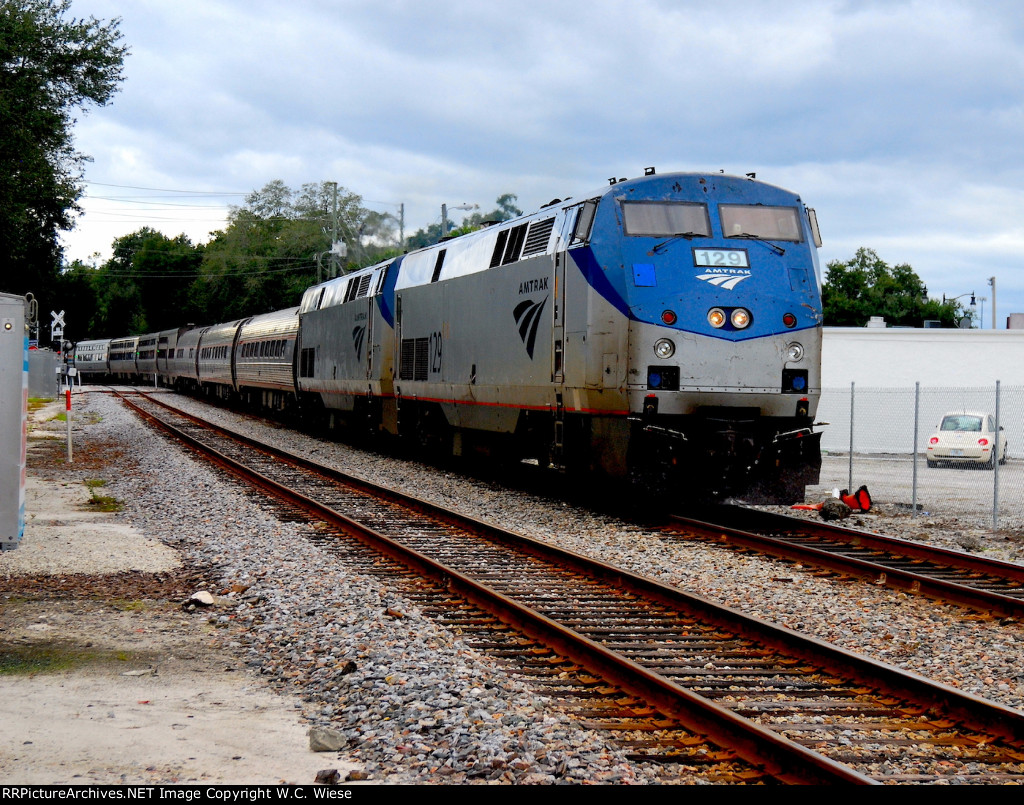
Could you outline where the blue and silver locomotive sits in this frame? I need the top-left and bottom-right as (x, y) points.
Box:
(297, 169), (823, 502)
(102, 169), (824, 504)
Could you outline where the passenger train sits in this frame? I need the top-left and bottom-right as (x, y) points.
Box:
(75, 170), (824, 503)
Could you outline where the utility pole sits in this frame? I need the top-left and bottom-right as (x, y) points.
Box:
(328, 181), (339, 279)
(989, 276), (997, 330)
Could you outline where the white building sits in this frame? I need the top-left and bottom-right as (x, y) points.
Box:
(822, 327), (1024, 389)
(818, 327), (1024, 454)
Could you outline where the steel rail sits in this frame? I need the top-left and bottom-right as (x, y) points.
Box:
(126, 391), (1024, 737)
(120, 392), (1024, 783)
(670, 507), (1024, 617)
(121, 392), (869, 784)
(718, 506), (1024, 582)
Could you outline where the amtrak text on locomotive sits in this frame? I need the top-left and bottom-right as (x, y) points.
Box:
(518, 277), (548, 295)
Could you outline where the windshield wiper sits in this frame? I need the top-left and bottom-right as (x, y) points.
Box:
(728, 233), (786, 255)
(649, 232), (705, 255)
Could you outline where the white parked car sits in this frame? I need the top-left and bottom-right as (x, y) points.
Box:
(927, 412), (1007, 469)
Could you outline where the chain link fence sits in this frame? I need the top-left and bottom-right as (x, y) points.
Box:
(813, 384), (1024, 530)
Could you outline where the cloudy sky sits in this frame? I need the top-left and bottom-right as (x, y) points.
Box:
(62, 0), (1024, 326)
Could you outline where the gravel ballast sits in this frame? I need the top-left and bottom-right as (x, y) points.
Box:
(24, 390), (1024, 783)
(85, 393), (659, 784)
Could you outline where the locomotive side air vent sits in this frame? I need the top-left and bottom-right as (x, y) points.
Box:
(342, 271), (377, 301)
(399, 337), (430, 381)
(489, 219), (548, 267)
(489, 230), (510, 268)
(430, 250), (447, 283)
(522, 217), (555, 256)
(501, 224), (529, 265)
(299, 347), (315, 378)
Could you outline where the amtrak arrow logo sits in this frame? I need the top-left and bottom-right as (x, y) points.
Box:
(513, 296), (548, 359)
(352, 325), (366, 361)
(696, 272), (751, 290)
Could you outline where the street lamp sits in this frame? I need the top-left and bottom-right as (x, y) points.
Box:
(441, 202), (478, 238)
(943, 291), (978, 328)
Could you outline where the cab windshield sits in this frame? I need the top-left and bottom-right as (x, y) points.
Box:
(720, 205), (803, 242)
(621, 201), (711, 237)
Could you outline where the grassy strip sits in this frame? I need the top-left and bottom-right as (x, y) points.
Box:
(84, 478), (124, 512)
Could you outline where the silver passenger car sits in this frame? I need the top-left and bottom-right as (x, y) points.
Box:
(157, 327), (191, 384)
(73, 339), (111, 379)
(196, 319), (246, 397)
(235, 307), (300, 410)
(136, 333), (160, 377)
(169, 327), (207, 390)
(108, 336), (139, 381)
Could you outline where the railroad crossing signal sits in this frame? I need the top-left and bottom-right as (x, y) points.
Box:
(50, 309), (65, 343)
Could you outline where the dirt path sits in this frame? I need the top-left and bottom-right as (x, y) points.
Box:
(0, 397), (356, 785)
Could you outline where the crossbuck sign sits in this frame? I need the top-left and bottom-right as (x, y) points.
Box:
(50, 309), (65, 342)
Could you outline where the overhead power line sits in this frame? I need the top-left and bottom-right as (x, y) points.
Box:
(86, 196), (236, 207)
(84, 181), (249, 195)
(94, 259), (319, 279)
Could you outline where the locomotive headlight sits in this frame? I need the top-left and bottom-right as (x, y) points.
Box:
(707, 308), (726, 328)
(653, 338), (675, 359)
(730, 308), (751, 329)
(786, 342), (805, 362)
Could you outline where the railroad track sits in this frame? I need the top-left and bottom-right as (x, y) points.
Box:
(669, 507), (1024, 618)
(120, 391), (1024, 784)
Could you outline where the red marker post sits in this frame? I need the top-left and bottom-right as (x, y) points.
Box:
(65, 384), (72, 464)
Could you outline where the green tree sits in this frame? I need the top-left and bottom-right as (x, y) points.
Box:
(51, 258), (100, 340)
(88, 228), (202, 336)
(196, 180), (382, 321)
(822, 248), (961, 328)
(406, 193), (521, 249)
(461, 193), (522, 229)
(61, 180), (386, 335)
(0, 0), (127, 301)
(405, 221), (445, 250)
